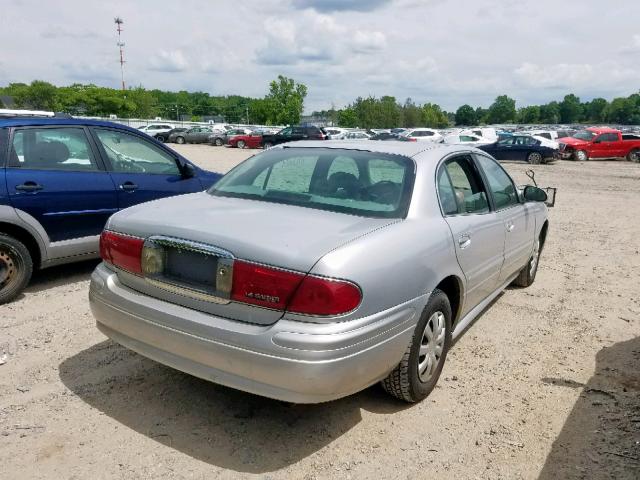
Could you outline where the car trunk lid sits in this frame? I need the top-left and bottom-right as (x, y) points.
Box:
(106, 192), (395, 325)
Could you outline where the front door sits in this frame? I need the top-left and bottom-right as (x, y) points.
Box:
(591, 133), (620, 158)
(6, 126), (117, 242)
(437, 155), (505, 315)
(91, 128), (203, 210)
(475, 154), (534, 281)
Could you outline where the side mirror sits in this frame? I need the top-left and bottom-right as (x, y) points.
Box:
(523, 185), (548, 202)
(181, 162), (196, 179)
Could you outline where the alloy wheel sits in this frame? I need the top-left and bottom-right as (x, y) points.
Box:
(530, 239), (540, 276)
(418, 311), (446, 382)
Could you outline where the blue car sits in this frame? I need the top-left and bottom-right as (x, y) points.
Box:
(478, 135), (556, 164)
(0, 116), (222, 303)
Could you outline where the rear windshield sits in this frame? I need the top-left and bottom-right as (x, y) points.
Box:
(209, 147), (415, 218)
(572, 130), (596, 141)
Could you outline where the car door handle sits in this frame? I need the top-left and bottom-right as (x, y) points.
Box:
(119, 182), (138, 192)
(506, 222), (515, 232)
(458, 234), (471, 249)
(15, 182), (44, 192)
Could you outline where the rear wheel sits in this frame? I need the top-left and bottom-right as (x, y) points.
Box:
(0, 234), (33, 304)
(175, 136), (185, 144)
(156, 135), (166, 142)
(381, 289), (452, 403)
(513, 237), (541, 288)
(215, 138), (224, 146)
(574, 149), (588, 161)
(627, 148), (640, 163)
(236, 140), (246, 149)
(527, 152), (542, 165)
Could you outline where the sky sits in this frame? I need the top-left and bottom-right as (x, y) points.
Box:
(1, 0), (640, 113)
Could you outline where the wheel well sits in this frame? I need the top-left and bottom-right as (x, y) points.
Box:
(0, 222), (42, 269)
(539, 220), (549, 250)
(435, 276), (463, 325)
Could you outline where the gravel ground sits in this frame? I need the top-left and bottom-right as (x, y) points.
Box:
(1, 144), (639, 480)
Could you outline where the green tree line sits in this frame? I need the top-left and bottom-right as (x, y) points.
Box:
(0, 76), (307, 125)
(2, 79), (639, 127)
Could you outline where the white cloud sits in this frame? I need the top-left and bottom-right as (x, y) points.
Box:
(149, 50), (189, 73)
(352, 31), (387, 53)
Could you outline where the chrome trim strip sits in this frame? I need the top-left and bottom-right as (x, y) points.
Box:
(146, 277), (231, 305)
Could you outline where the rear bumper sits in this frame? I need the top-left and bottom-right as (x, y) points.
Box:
(89, 263), (419, 403)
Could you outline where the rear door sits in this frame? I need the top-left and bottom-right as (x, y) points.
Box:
(437, 154), (505, 314)
(6, 126), (117, 242)
(90, 127), (203, 210)
(475, 154), (534, 281)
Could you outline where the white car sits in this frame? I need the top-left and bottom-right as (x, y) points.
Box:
(324, 127), (347, 140)
(138, 124), (175, 140)
(344, 131), (371, 140)
(401, 128), (443, 143)
(528, 130), (560, 149)
(461, 127), (498, 142)
(442, 133), (494, 147)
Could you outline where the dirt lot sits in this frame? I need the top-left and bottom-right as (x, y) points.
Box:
(1, 144), (639, 479)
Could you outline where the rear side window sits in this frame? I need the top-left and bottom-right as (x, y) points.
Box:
(476, 155), (519, 210)
(211, 147), (415, 218)
(438, 156), (489, 215)
(9, 127), (99, 171)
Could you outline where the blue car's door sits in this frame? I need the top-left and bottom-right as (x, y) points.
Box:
(90, 127), (203, 210)
(5, 126), (118, 242)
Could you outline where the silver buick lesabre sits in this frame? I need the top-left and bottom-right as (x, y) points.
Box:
(89, 141), (550, 403)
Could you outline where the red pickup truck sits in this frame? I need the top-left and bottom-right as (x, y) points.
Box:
(557, 127), (640, 162)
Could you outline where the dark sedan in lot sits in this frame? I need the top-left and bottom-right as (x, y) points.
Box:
(478, 135), (557, 164)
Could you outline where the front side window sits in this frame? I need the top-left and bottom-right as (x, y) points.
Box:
(210, 148), (415, 218)
(498, 137), (513, 146)
(9, 127), (99, 171)
(476, 155), (519, 210)
(94, 129), (180, 175)
(439, 156), (489, 215)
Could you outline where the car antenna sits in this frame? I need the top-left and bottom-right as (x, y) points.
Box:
(526, 169), (537, 186)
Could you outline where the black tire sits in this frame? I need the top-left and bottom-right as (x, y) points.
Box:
(574, 149), (588, 161)
(263, 141), (273, 149)
(175, 136), (185, 144)
(626, 148), (640, 163)
(236, 140), (246, 149)
(156, 135), (166, 143)
(527, 152), (543, 165)
(215, 138), (224, 146)
(381, 289), (452, 403)
(512, 236), (542, 288)
(0, 234), (33, 304)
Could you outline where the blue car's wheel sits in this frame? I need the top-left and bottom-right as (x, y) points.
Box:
(0, 234), (33, 304)
(527, 152), (543, 165)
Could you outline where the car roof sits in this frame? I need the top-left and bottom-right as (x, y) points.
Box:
(586, 126), (618, 133)
(0, 117), (142, 134)
(275, 140), (479, 159)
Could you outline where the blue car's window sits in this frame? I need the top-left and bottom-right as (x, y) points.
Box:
(211, 147), (415, 219)
(9, 127), (99, 171)
(94, 129), (181, 175)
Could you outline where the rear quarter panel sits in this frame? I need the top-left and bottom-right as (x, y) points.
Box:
(294, 217), (463, 323)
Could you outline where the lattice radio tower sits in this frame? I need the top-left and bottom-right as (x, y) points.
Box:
(114, 17), (126, 91)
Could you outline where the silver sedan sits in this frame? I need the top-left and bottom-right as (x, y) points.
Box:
(89, 141), (550, 403)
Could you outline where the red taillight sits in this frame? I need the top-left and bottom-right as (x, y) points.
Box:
(230, 260), (361, 316)
(100, 230), (144, 275)
(288, 275), (361, 316)
(231, 260), (305, 310)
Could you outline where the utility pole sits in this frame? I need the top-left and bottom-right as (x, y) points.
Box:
(114, 17), (126, 91)
(245, 106), (249, 124)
